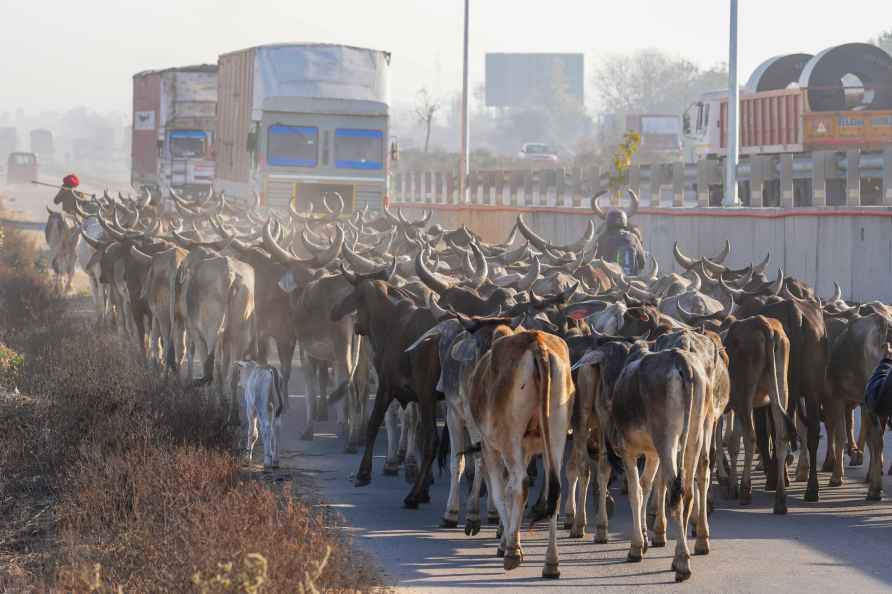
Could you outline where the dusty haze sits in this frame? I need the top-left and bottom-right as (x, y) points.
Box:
(2, 0), (889, 114)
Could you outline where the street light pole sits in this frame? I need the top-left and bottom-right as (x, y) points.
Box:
(458, 0), (470, 204)
(724, 0), (741, 206)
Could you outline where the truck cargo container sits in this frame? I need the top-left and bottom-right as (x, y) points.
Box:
(214, 43), (392, 212)
(131, 64), (217, 195)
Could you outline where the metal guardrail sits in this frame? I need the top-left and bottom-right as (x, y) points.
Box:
(393, 147), (892, 209)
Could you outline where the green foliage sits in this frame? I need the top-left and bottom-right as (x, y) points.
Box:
(0, 342), (23, 389)
(608, 131), (642, 197)
(871, 30), (892, 55)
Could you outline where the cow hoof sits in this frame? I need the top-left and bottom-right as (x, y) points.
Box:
(382, 465), (399, 476)
(626, 548), (643, 563)
(569, 527), (585, 539)
(404, 464), (418, 484)
(440, 518), (458, 528)
(496, 525), (504, 539)
(641, 536), (649, 554)
(695, 541), (710, 556)
(821, 458), (835, 473)
(542, 563), (560, 579)
(403, 498), (419, 510)
(417, 492), (431, 504)
(488, 514), (500, 525)
(354, 474), (371, 488)
(496, 547), (505, 558)
(717, 475), (728, 487)
(652, 534), (667, 548)
(300, 428), (315, 441)
(672, 559), (692, 582)
(828, 477), (843, 487)
(464, 519), (481, 536)
(773, 500), (788, 515)
(804, 488), (819, 503)
(740, 487), (752, 505)
(562, 514), (575, 530)
(866, 490), (882, 502)
(504, 553), (522, 571)
(724, 482), (738, 500)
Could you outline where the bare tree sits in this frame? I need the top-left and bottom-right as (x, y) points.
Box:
(870, 29), (892, 55)
(414, 88), (441, 153)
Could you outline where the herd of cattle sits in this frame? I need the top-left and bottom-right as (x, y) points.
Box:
(43, 187), (892, 582)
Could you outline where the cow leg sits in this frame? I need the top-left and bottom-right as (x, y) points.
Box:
(563, 434), (583, 532)
(639, 454), (659, 551)
(441, 405), (466, 528)
(300, 354), (318, 441)
(795, 407), (810, 482)
(726, 413), (741, 499)
(854, 406), (867, 467)
(355, 385), (391, 487)
(502, 451), (527, 571)
(624, 453), (646, 562)
(652, 472), (668, 547)
(482, 449), (509, 558)
(256, 390), (276, 469)
(403, 403), (420, 484)
(404, 397), (435, 508)
(863, 406), (885, 501)
(348, 337), (371, 451)
(569, 459), (591, 538)
(695, 420), (716, 553)
(769, 401), (789, 514)
(824, 397), (846, 487)
(804, 394), (821, 502)
(594, 434), (613, 544)
(383, 400), (402, 475)
(739, 408), (757, 504)
(465, 454), (485, 536)
(270, 413), (282, 468)
(848, 404), (864, 466)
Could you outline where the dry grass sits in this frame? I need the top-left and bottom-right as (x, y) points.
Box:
(0, 225), (385, 592)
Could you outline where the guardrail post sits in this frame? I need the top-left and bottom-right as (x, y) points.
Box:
(811, 151), (829, 207)
(779, 153), (794, 208)
(648, 164), (661, 207)
(393, 172), (402, 202)
(884, 147), (892, 206)
(672, 162), (685, 207)
(627, 165), (640, 207)
(749, 156), (765, 208)
(696, 160), (711, 207)
(846, 149), (861, 207)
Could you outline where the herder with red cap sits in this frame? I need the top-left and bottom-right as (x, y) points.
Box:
(53, 173), (85, 216)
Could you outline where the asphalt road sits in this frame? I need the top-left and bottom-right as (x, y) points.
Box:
(278, 390), (892, 594)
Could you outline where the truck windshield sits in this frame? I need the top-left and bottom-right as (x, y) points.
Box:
(335, 129), (383, 170)
(268, 125), (318, 167)
(169, 131), (208, 158)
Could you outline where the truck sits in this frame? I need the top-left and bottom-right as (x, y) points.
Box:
(684, 43), (892, 160)
(29, 128), (54, 164)
(131, 64), (217, 195)
(214, 43), (392, 212)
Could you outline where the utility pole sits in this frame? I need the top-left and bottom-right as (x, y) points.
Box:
(458, 0), (470, 204)
(724, 0), (741, 206)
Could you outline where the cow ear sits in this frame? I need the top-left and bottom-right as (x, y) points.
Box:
(563, 300), (608, 321)
(450, 336), (480, 362)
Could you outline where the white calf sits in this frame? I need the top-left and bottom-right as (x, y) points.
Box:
(233, 361), (286, 468)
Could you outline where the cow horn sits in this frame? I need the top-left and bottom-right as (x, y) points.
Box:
(686, 271), (702, 293)
(79, 229), (108, 251)
(708, 240), (731, 265)
(96, 210), (126, 242)
(311, 225), (343, 268)
(515, 215), (551, 252)
(719, 273), (746, 297)
(515, 255), (540, 291)
(592, 191), (609, 220)
(253, 190), (263, 211)
(468, 242), (489, 288)
(700, 256), (727, 275)
(673, 242), (697, 270)
(782, 284), (809, 303)
(323, 192), (345, 216)
(675, 299), (697, 324)
(625, 189), (639, 218)
(340, 263), (359, 286)
(633, 255), (659, 283)
(342, 244), (382, 274)
(130, 246), (152, 266)
(767, 268), (784, 296)
(415, 248), (454, 295)
(263, 220), (317, 266)
(753, 252), (770, 275)
(828, 281), (843, 304)
(427, 295), (449, 320)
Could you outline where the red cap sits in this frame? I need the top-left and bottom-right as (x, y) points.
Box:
(62, 174), (80, 188)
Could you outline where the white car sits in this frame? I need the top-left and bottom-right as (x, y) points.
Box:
(518, 142), (559, 163)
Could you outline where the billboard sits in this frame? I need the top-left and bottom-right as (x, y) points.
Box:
(485, 53), (584, 108)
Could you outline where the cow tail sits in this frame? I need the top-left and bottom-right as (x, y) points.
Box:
(272, 367), (285, 417)
(533, 336), (561, 525)
(769, 329), (798, 450)
(670, 351), (694, 509)
(437, 422), (450, 476)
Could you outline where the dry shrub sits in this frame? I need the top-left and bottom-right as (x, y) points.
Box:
(0, 224), (47, 274)
(54, 444), (377, 593)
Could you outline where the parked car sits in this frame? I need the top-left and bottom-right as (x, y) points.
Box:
(518, 142), (559, 163)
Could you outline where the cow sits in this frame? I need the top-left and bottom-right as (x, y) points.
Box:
(574, 341), (716, 583)
(827, 313), (892, 499)
(331, 263), (443, 509)
(138, 246), (187, 372)
(232, 361), (286, 468)
(45, 208), (81, 293)
(463, 327), (574, 578)
(723, 315), (796, 513)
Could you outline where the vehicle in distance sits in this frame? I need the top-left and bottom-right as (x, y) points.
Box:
(518, 142), (559, 163)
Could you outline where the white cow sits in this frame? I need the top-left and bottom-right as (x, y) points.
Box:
(233, 361), (286, 468)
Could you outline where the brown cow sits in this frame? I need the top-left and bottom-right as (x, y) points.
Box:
(723, 315), (796, 514)
(463, 328), (574, 579)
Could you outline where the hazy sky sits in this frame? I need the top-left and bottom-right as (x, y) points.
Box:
(2, 0), (889, 115)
